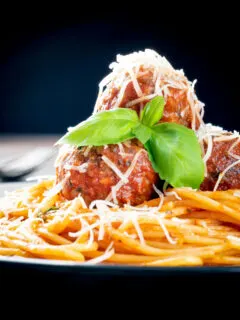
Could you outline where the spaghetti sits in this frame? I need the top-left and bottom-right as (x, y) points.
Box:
(1, 179), (240, 266)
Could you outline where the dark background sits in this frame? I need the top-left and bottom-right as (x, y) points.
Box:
(0, 10), (239, 135)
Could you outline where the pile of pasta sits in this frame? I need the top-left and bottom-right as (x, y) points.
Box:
(1, 179), (240, 266)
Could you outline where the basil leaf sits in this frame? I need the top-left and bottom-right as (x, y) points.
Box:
(57, 108), (139, 146)
(132, 123), (152, 144)
(145, 123), (204, 189)
(140, 96), (165, 127)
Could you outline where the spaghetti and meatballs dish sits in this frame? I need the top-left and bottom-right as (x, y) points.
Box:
(1, 49), (240, 267)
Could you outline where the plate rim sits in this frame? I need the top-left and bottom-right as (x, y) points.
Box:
(1, 255), (240, 274)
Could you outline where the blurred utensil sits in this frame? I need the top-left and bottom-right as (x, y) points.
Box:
(0, 146), (57, 181)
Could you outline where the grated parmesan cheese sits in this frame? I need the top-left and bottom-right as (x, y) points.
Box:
(125, 93), (158, 108)
(64, 163), (88, 173)
(84, 242), (114, 265)
(147, 210), (177, 245)
(131, 214), (146, 245)
(165, 191), (182, 201)
(106, 149), (144, 204)
(43, 181), (63, 198)
(102, 155), (128, 183)
(153, 184), (164, 211)
(117, 143), (125, 155)
(83, 146), (92, 157)
(113, 79), (131, 109)
(233, 191), (240, 198)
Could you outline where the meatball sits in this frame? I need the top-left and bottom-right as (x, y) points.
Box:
(201, 138), (240, 191)
(99, 71), (197, 128)
(56, 143), (158, 206)
(94, 50), (204, 131)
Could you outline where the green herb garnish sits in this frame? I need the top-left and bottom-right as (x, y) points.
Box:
(57, 97), (204, 189)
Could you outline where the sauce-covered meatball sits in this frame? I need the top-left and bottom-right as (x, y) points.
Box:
(99, 71), (197, 129)
(201, 138), (240, 191)
(94, 50), (204, 131)
(56, 143), (158, 206)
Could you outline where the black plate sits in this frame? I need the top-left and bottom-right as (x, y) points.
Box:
(1, 182), (240, 296)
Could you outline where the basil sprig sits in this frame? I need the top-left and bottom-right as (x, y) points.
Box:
(57, 97), (204, 189)
(58, 108), (139, 146)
